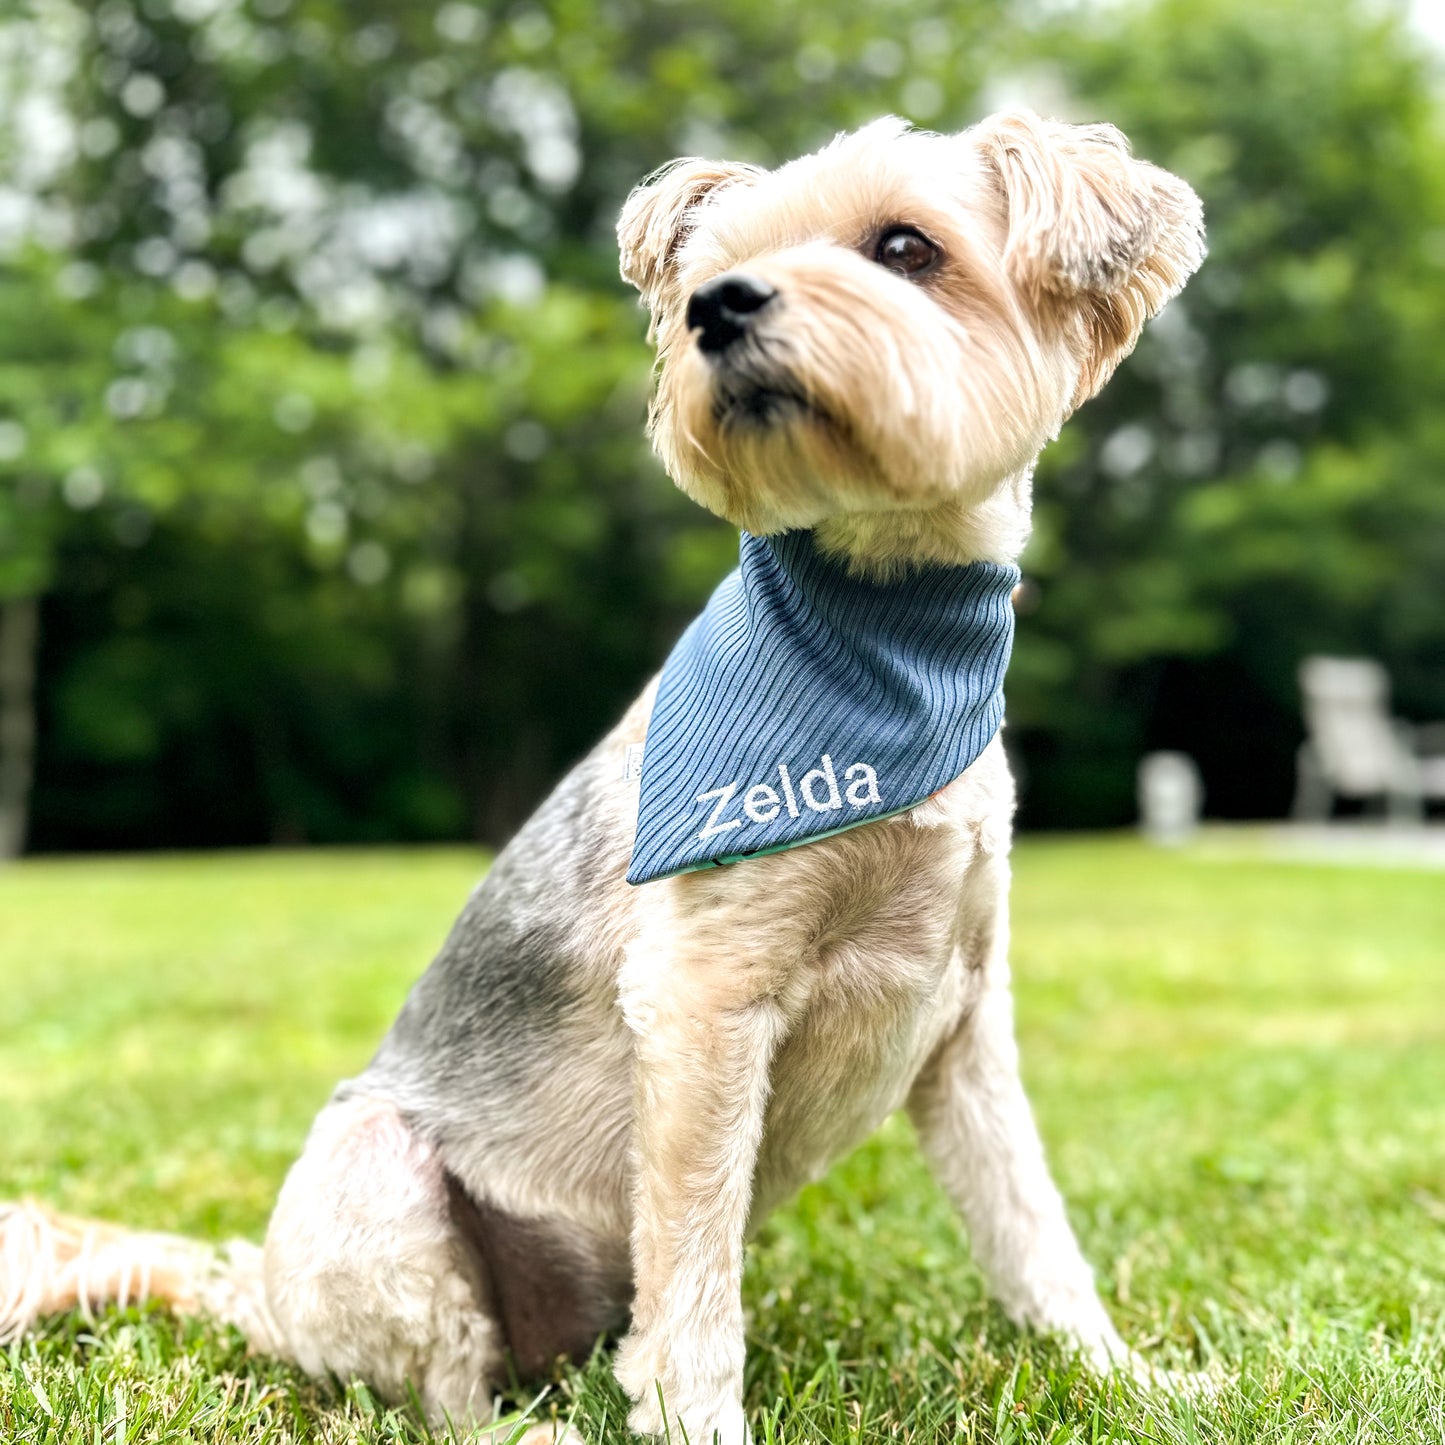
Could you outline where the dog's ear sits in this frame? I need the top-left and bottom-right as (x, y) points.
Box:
(975, 110), (1205, 408)
(617, 157), (761, 311)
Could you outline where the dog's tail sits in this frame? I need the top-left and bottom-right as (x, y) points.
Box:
(0, 1198), (284, 1352)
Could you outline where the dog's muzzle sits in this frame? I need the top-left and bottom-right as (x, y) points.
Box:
(686, 272), (777, 355)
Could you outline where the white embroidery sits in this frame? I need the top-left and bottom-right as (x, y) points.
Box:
(800, 755), (842, 812)
(776, 763), (800, 818)
(743, 784), (780, 823)
(693, 756), (882, 839)
(696, 783), (743, 839)
(623, 743), (645, 782)
(844, 761), (881, 806)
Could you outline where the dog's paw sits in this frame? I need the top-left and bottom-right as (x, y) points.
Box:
(615, 1323), (749, 1443)
(625, 1393), (750, 1445)
(1063, 1330), (1217, 1400)
(1117, 1350), (1220, 1400)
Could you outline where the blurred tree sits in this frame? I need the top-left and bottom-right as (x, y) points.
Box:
(0, 269), (117, 856)
(0, 598), (38, 855)
(1007, 0), (1445, 823)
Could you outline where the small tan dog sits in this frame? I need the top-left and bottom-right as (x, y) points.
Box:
(1, 111), (1204, 1444)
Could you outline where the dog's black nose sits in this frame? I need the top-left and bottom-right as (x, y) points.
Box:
(686, 273), (777, 354)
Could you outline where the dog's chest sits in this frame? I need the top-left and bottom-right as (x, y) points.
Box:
(751, 942), (973, 1223)
(744, 802), (993, 1222)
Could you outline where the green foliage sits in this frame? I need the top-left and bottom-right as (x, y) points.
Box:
(3, 841), (1444, 1440)
(1, 0), (1443, 844)
(1011, 0), (1445, 822)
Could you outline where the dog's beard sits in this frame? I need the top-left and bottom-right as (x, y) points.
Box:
(655, 344), (995, 537)
(708, 341), (828, 432)
(715, 381), (814, 429)
(644, 333), (847, 533)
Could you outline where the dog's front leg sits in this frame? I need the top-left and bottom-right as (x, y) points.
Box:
(615, 910), (787, 1445)
(907, 857), (1130, 1372)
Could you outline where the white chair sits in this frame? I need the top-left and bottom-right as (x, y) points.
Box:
(1417, 724), (1445, 804)
(1293, 656), (1445, 822)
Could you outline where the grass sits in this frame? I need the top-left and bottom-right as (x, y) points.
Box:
(2, 837), (1444, 1443)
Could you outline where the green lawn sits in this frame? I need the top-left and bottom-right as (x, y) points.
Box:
(2, 839), (1443, 1443)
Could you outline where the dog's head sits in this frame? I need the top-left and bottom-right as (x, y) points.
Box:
(618, 112), (1204, 560)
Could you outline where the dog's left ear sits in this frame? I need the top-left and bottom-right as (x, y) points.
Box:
(617, 157), (762, 314)
(975, 110), (1205, 409)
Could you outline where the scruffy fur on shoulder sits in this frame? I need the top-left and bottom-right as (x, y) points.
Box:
(1, 111), (1205, 1444)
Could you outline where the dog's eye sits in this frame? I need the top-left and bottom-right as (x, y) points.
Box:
(874, 227), (939, 278)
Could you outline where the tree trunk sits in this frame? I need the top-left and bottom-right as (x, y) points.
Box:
(0, 595), (39, 860)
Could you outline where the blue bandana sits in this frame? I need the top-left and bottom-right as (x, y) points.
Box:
(626, 530), (1019, 885)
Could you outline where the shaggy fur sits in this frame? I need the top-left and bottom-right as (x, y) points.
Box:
(0, 111), (1204, 1445)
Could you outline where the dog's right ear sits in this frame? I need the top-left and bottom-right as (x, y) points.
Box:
(617, 158), (761, 311)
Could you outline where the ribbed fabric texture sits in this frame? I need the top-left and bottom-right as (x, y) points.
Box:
(627, 529), (1019, 885)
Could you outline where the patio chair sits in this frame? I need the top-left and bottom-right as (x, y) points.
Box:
(1292, 655), (1445, 822)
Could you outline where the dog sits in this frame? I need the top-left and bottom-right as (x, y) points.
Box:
(0, 110), (1204, 1445)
